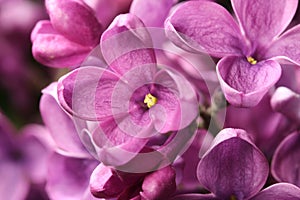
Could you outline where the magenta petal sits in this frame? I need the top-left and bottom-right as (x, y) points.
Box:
(271, 132), (300, 187)
(250, 183), (300, 200)
(232, 0), (298, 49)
(165, 1), (245, 57)
(197, 128), (269, 200)
(217, 56), (282, 107)
(130, 0), (175, 27)
(40, 83), (90, 157)
(101, 13), (157, 76)
(151, 69), (198, 132)
(265, 25), (300, 66)
(57, 66), (121, 121)
(45, 0), (102, 46)
(31, 21), (92, 68)
(46, 152), (98, 200)
(140, 166), (176, 199)
(271, 87), (300, 123)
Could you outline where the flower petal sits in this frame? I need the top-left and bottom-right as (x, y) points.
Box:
(45, 0), (102, 46)
(46, 152), (98, 200)
(57, 66), (121, 121)
(271, 87), (300, 123)
(264, 24), (300, 66)
(151, 69), (198, 132)
(250, 183), (300, 200)
(197, 128), (269, 200)
(130, 0), (176, 27)
(232, 0), (298, 51)
(40, 83), (90, 157)
(271, 132), (300, 187)
(31, 20), (92, 68)
(217, 56), (282, 107)
(101, 13), (157, 76)
(165, 1), (246, 57)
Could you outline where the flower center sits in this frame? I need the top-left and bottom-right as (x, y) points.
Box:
(247, 56), (257, 65)
(144, 93), (157, 108)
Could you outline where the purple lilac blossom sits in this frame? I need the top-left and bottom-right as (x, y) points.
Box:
(31, 0), (132, 68)
(165, 0), (300, 107)
(41, 82), (179, 199)
(57, 13), (199, 169)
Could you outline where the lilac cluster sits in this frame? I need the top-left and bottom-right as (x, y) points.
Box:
(1, 0), (300, 200)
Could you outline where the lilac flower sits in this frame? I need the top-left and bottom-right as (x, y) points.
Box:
(165, 0), (300, 107)
(31, 0), (132, 68)
(57, 14), (198, 168)
(271, 131), (300, 187)
(0, 113), (53, 200)
(41, 82), (178, 199)
(171, 128), (300, 199)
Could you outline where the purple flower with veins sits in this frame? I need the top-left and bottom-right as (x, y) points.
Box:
(41, 82), (178, 199)
(166, 0), (300, 107)
(171, 128), (300, 200)
(57, 13), (198, 168)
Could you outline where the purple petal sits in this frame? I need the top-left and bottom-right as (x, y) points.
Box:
(165, 1), (246, 57)
(140, 166), (176, 199)
(250, 183), (300, 200)
(57, 66), (121, 121)
(151, 69), (198, 132)
(31, 20), (92, 68)
(40, 83), (90, 157)
(45, 0), (102, 46)
(46, 152), (98, 200)
(197, 128), (269, 199)
(232, 0), (298, 51)
(271, 132), (300, 187)
(271, 87), (300, 123)
(217, 56), (282, 107)
(100, 13), (157, 76)
(130, 0), (176, 27)
(264, 25), (300, 66)
(0, 162), (29, 200)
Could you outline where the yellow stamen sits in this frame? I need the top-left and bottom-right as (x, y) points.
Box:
(144, 93), (157, 108)
(247, 56), (257, 65)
